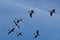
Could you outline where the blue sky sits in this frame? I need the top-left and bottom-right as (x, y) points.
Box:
(0, 0), (60, 40)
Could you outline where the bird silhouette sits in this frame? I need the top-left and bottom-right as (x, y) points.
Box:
(49, 9), (56, 16)
(17, 32), (22, 36)
(34, 30), (40, 38)
(28, 10), (34, 18)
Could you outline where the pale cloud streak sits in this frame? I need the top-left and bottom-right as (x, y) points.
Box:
(0, 0), (60, 27)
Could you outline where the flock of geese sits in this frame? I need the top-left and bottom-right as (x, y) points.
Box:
(8, 9), (56, 39)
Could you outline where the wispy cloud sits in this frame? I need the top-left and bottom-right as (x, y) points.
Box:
(0, 0), (60, 26)
(15, 1), (60, 28)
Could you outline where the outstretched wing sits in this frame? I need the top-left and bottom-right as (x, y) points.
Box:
(50, 12), (52, 16)
(13, 21), (19, 29)
(52, 9), (55, 12)
(8, 31), (11, 35)
(30, 13), (32, 18)
(34, 35), (38, 38)
(17, 18), (22, 23)
(37, 30), (39, 34)
(8, 28), (15, 35)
